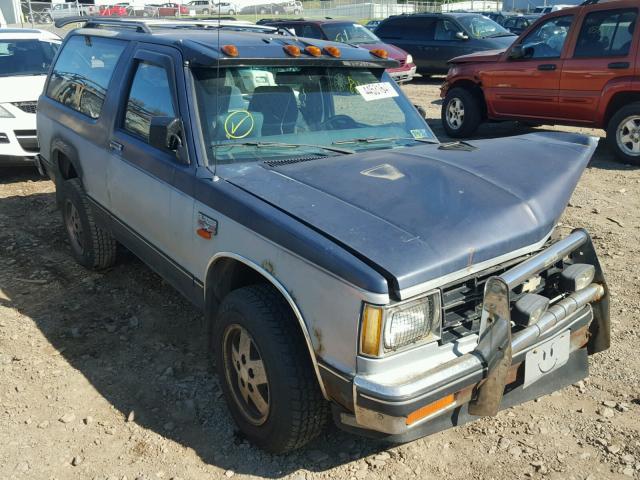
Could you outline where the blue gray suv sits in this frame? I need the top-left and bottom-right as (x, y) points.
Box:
(37, 17), (609, 453)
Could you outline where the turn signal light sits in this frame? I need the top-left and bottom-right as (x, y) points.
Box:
(361, 305), (383, 356)
(283, 44), (301, 57)
(221, 44), (238, 57)
(406, 393), (455, 426)
(370, 48), (388, 59)
(305, 45), (322, 57)
(323, 46), (341, 58)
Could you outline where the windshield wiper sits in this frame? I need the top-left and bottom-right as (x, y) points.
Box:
(333, 136), (439, 146)
(486, 32), (516, 38)
(212, 141), (355, 155)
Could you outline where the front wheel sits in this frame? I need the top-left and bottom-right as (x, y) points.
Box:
(213, 285), (328, 453)
(441, 87), (482, 138)
(607, 102), (640, 165)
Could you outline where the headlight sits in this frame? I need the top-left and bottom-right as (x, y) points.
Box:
(360, 291), (441, 357)
(405, 54), (413, 65)
(0, 105), (14, 118)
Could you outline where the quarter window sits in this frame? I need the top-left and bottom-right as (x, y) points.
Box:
(574, 9), (637, 58)
(46, 35), (126, 119)
(124, 61), (176, 143)
(519, 15), (573, 59)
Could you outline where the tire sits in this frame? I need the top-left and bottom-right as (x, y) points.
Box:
(606, 102), (640, 166)
(60, 178), (117, 270)
(213, 285), (328, 453)
(441, 87), (482, 138)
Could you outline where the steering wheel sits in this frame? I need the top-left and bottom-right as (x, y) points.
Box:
(319, 114), (359, 130)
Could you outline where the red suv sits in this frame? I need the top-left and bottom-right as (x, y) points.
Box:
(440, 0), (640, 164)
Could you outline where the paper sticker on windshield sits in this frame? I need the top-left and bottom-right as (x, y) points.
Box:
(355, 82), (399, 102)
(411, 129), (428, 139)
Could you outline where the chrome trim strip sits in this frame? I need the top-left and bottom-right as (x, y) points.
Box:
(205, 252), (329, 400)
(397, 228), (554, 300)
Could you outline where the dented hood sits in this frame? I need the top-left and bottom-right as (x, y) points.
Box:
(223, 132), (597, 296)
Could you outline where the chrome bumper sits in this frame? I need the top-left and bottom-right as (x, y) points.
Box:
(349, 229), (609, 434)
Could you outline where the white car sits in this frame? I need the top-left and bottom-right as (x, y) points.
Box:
(0, 29), (60, 166)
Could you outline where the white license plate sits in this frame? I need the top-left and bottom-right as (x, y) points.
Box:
(523, 331), (570, 388)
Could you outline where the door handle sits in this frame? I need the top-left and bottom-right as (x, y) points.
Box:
(537, 64), (557, 71)
(109, 140), (124, 153)
(608, 61), (630, 69)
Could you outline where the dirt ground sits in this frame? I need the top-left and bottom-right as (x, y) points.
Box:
(1, 78), (639, 480)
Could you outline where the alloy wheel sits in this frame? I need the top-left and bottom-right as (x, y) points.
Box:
(617, 115), (640, 157)
(64, 200), (84, 255)
(446, 98), (465, 130)
(223, 324), (270, 425)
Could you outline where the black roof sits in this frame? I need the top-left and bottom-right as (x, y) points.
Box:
(55, 18), (397, 67)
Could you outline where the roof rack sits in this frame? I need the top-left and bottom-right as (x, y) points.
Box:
(54, 16), (291, 36)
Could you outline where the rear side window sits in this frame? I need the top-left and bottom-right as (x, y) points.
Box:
(124, 61), (176, 143)
(47, 36), (126, 119)
(377, 17), (436, 40)
(574, 8), (637, 58)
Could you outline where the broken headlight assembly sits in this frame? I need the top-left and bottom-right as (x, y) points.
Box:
(360, 291), (442, 357)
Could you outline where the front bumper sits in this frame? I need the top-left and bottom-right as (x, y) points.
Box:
(334, 229), (609, 437)
(0, 104), (39, 160)
(388, 65), (417, 83)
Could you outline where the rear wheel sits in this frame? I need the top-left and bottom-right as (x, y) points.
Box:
(607, 102), (640, 165)
(441, 87), (482, 138)
(60, 178), (117, 270)
(213, 285), (328, 453)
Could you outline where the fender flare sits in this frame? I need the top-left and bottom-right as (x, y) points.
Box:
(205, 252), (329, 400)
(51, 136), (83, 182)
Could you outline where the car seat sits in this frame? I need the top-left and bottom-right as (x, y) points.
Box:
(248, 86), (298, 136)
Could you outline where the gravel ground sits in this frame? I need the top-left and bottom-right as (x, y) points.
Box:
(1, 78), (639, 480)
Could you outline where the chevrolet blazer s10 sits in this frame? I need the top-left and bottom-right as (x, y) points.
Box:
(37, 18), (610, 453)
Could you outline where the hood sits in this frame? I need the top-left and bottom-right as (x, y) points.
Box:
(0, 75), (47, 103)
(450, 48), (506, 64)
(223, 132), (597, 296)
(357, 42), (408, 62)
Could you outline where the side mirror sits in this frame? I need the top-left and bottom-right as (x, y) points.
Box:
(149, 116), (189, 164)
(509, 45), (525, 60)
(414, 104), (427, 119)
(455, 31), (469, 41)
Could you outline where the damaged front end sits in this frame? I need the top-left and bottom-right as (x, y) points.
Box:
(332, 229), (609, 440)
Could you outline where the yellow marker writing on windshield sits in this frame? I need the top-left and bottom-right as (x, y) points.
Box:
(224, 110), (255, 139)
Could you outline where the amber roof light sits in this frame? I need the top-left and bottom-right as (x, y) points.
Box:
(305, 45), (322, 57)
(323, 46), (341, 58)
(283, 44), (301, 57)
(370, 48), (388, 59)
(221, 44), (238, 57)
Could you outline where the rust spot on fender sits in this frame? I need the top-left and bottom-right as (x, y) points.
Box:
(313, 327), (324, 355)
(261, 260), (274, 274)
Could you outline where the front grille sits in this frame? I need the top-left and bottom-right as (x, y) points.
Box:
(12, 102), (37, 114)
(14, 130), (38, 153)
(439, 253), (566, 343)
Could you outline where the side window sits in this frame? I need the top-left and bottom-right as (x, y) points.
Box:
(519, 15), (574, 59)
(46, 35), (126, 119)
(504, 18), (516, 29)
(434, 19), (460, 41)
(300, 24), (323, 39)
(123, 61), (176, 144)
(574, 9), (637, 58)
(375, 19), (402, 38)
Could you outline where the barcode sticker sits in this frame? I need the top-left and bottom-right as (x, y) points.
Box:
(355, 82), (399, 102)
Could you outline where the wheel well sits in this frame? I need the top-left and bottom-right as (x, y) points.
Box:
(204, 256), (329, 399)
(449, 80), (487, 119)
(55, 150), (78, 180)
(605, 92), (640, 128)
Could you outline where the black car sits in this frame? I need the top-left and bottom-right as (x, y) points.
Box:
(375, 13), (517, 75)
(502, 14), (541, 35)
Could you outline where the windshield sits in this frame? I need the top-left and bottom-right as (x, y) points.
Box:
(458, 15), (514, 38)
(321, 23), (381, 44)
(193, 65), (436, 165)
(0, 39), (59, 77)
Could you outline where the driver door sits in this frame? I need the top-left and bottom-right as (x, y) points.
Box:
(484, 14), (575, 120)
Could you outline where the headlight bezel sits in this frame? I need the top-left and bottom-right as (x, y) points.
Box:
(0, 105), (15, 119)
(359, 290), (442, 358)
